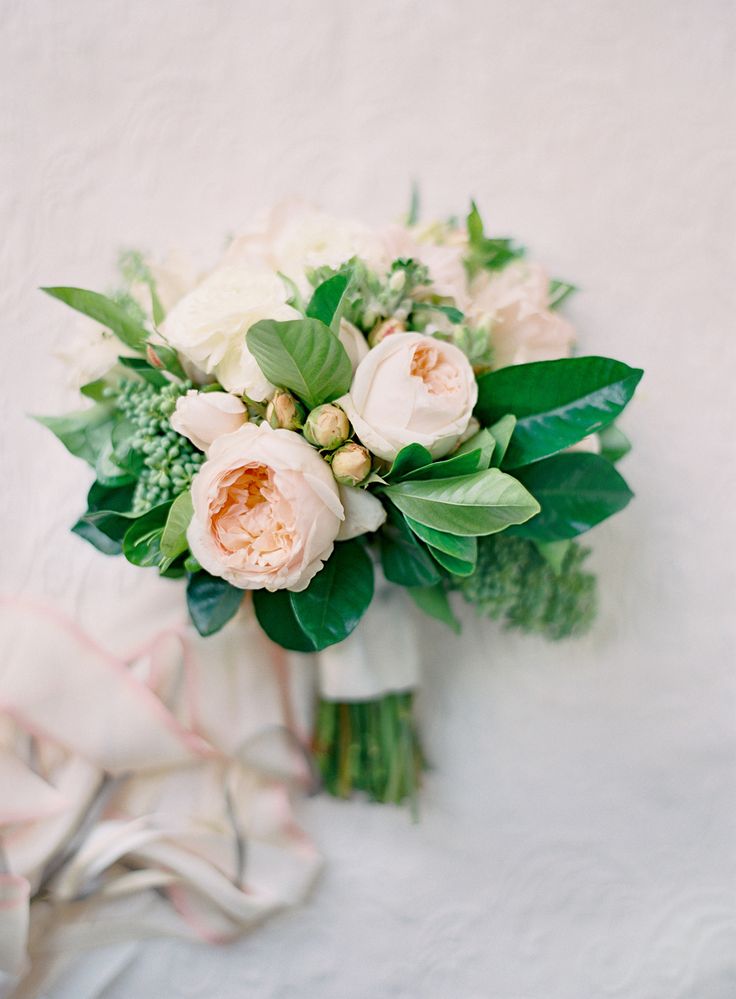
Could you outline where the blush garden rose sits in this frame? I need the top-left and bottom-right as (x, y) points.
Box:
(187, 422), (344, 592)
(338, 331), (478, 461)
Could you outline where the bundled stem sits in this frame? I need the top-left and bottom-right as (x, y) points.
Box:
(313, 692), (423, 813)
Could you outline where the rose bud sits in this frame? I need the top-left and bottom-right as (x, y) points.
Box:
(170, 390), (248, 454)
(368, 317), (406, 348)
(331, 442), (372, 486)
(266, 390), (305, 431)
(303, 404), (350, 450)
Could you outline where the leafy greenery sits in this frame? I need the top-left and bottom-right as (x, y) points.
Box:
(599, 424), (632, 464)
(42, 286), (149, 352)
(407, 583), (461, 634)
(306, 272), (351, 331)
(548, 279), (577, 309)
(34, 404), (116, 467)
(186, 573), (243, 636)
(255, 541), (375, 651)
(465, 201), (525, 277)
(458, 534), (597, 640)
(379, 509), (443, 588)
(160, 490), (193, 559)
(246, 318), (352, 410)
(508, 452), (634, 542)
(384, 468), (540, 536)
(122, 502), (172, 568)
(475, 356), (643, 468)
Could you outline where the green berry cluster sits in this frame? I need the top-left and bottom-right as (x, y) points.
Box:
(115, 379), (204, 513)
(458, 535), (597, 640)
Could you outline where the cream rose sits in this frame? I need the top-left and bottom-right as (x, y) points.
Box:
(377, 223), (470, 307)
(467, 261), (575, 369)
(162, 265), (299, 399)
(223, 201), (385, 293)
(338, 332), (478, 461)
(339, 319), (369, 371)
(187, 423), (344, 592)
(170, 390), (248, 453)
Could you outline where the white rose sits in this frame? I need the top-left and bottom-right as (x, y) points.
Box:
(467, 261), (575, 368)
(162, 265), (299, 399)
(170, 390), (248, 453)
(187, 423), (344, 592)
(54, 319), (135, 389)
(224, 201), (384, 293)
(336, 485), (387, 541)
(338, 331), (478, 461)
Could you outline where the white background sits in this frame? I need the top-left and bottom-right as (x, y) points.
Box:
(2, 1), (735, 996)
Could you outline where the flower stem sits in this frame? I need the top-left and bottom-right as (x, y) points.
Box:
(313, 691), (423, 808)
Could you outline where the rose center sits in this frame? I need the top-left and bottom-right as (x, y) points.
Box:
(210, 464), (295, 566)
(410, 342), (460, 395)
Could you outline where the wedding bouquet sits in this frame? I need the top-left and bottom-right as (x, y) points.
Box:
(39, 198), (642, 806)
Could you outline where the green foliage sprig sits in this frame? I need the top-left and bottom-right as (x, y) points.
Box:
(457, 535), (597, 640)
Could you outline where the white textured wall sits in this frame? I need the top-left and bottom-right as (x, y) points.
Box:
(2, 1), (736, 996)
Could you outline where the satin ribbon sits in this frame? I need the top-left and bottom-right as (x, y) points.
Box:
(0, 597), (320, 997)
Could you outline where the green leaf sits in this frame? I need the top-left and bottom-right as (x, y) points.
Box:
(94, 435), (134, 487)
(290, 540), (375, 650)
(380, 514), (443, 588)
(384, 468), (540, 537)
(35, 404), (116, 467)
(252, 589), (318, 652)
(508, 453), (634, 542)
(456, 428), (496, 464)
(306, 272), (351, 332)
(71, 480), (137, 555)
(406, 180), (421, 226)
(488, 414), (516, 467)
(246, 318), (352, 409)
(403, 516), (477, 562)
(535, 539), (572, 575)
(122, 503), (172, 567)
(160, 490), (193, 559)
(407, 584), (461, 634)
(80, 378), (110, 402)
(475, 356), (644, 468)
(402, 444), (491, 482)
(186, 573), (243, 637)
(118, 355), (169, 387)
(428, 545), (476, 576)
(42, 287), (148, 352)
(385, 443), (433, 482)
(465, 201), (525, 274)
(598, 424), (632, 464)
(412, 302), (465, 324)
(548, 279), (577, 308)
(147, 343), (187, 380)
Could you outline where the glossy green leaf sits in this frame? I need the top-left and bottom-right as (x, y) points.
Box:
(42, 286), (148, 352)
(402, 444), (490, 482)
(384, 469), (540, 537)
(71, 480), (137, 554)
(122, 503), (172, 567)
(306, 272), (351, 332)
(290, 541), (374, 650)
(253, 589), (317, 652)
(488, 414), (516, 467)
(160, 490), (193, 559)
(186, 573), (243, 637)
(599, 424), (632, 464)
(427, 545), (476, 576)
(475, 356), (643, 468)
(548, 279), (577, 308)
(385, 443), (433, 482)
(407, 584), (461, 634)
(403, 517), (477, 562)
(35, 404), (116, 467)
(380, 515), (443, 588)
(118, 355), (169, 387)
(456, 428), (496, 465)
(509, 453), (634, 541)
(246, 318), (352, 409)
